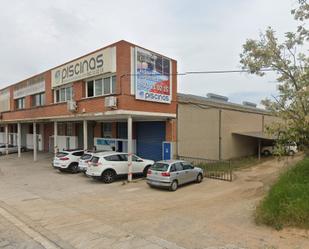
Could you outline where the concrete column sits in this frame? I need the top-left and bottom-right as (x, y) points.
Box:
(83, 120), (88, 151)
(40, 123), (44, 152)
(258, 138), (261, 161)
(127, 116), (133, 182)
(5, 124), (8, 155)
(17, 123), (21, 158)
(54, 121), (58, 155)
(33, 123), (37, 161)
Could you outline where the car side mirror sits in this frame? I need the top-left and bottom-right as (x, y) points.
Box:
(137, 159), (143, 162)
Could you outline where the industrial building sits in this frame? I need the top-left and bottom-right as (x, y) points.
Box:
(177, 93), (278, 160)
(0, 40), (177, 161)
(0, 40), (278, 162)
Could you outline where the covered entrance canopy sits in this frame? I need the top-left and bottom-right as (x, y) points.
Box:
(232, 131), (276, 160)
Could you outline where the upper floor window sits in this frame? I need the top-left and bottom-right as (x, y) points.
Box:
(16, 97), (25, 110)
(86, 75), (116, 98)
(32, 92), (45, 107)
(54, 86), (73, 103)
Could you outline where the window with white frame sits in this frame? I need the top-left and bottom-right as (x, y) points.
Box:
(54, 86), (73, 103)
(86, 75), (116, 98)
(15, 97), (25, 110)
(32, 92), (45, 107)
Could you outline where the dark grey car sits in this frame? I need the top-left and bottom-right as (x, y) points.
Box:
(146, 160), (204, 191)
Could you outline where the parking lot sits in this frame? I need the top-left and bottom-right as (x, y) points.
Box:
(0, 152), (308, 249)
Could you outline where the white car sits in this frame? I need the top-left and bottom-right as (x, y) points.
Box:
(86, 151), (154, 183)
(0, 144), (24, 155)
(52, 149), (85, 173)
(262, 142), (298, 156)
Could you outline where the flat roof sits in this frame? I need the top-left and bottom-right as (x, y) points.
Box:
(177, 93), (271, 115)
(233, 131), (275, 140)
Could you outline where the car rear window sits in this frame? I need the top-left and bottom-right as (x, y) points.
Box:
(80, 154), (92, 160)
(90, 156), (99, 163)
(56, 152), (68, 158)
(72, 151), (84, 156)
(151, 163), (169, 172)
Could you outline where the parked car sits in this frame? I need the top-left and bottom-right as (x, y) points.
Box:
(146, 160), (204, 191)
(0, 144), (26, 155)
(52, 149), (85, 173)
(86, 151), (154, 183)
(262, 142), (298, 156)
(78, 150), (107, 173)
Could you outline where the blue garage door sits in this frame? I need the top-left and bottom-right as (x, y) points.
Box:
(136, 122), (166, 161)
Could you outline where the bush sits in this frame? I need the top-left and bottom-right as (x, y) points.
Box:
(256, 157), (309, 230)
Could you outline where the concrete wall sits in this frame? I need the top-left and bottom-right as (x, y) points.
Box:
(177, 104), (220, 160)
(221, 110), (263, 160)
(177, 102), (279, 160)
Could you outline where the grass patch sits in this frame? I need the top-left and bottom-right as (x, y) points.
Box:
(256, 157), (309, 230)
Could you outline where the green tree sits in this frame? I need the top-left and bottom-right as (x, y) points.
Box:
(240, 0), (309, 152)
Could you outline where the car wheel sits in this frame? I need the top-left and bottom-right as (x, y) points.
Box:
(263, 150), (271, 156)
(196, 173), (203, 183)
(288, 150), (295, 156)
(170, 180), (178, 191)
(101, 170), (116, 184)
(70, 163), (79, 173)
(143, 165), (151, 177)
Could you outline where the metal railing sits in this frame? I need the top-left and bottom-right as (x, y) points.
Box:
(177, 155), (233, 182)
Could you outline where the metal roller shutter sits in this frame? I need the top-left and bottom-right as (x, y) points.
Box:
(136, 122), (166, 161)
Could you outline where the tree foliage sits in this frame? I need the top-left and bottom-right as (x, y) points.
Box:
(240, 0), (309, 151)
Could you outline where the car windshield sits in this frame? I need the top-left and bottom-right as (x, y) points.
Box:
(56, 152), (68, 158)
(80, 154), (92, 160)
(151, 163), (170, 172)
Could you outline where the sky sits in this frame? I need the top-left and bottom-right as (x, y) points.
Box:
(0, 0), (301, 106)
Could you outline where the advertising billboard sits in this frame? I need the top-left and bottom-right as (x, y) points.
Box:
(135, 48), (171, 104)
(51, 47), (116, 88)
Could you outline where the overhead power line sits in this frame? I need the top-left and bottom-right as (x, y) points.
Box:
(121, 68), (275, 77)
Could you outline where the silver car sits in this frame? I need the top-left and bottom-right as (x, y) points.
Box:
(146, 160), (204, 191)
(0, 144), (19, 156)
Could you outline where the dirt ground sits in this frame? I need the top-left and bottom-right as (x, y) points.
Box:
(0, 152), (308, 249)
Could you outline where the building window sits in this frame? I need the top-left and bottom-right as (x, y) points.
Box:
(32, 92), (45, 107)
(87, 80), (94, 97)
(102, 123), (112, 138)
(16, 97), (25, 110)
(86, 75), (116, 98)
(54, 86), (73, 103)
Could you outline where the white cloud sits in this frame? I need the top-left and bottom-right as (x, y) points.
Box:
(0, 0), (299, 104)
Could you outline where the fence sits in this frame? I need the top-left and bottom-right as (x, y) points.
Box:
(177, 156), (233, 182)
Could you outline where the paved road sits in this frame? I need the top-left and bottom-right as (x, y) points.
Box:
(0, 152), (308, 249)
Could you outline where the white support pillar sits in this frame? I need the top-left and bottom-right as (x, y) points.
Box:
(54, 121), (58, 155)
(17, 123), (21, 158)
(33, 123), (37, 161)
(40, 123), (44, 152)
(83, 120), (88, 151)
(5, 124), (8, 155)
(127, 116), (133, 182)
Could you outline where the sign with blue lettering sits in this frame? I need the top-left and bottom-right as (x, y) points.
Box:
(163, 142), (172, 160)
(135, 47), (171, 104)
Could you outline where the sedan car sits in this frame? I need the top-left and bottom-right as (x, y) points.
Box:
(146, 160), (204, 191)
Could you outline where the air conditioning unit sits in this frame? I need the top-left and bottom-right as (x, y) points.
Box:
(67, 100), (77, 112)
(105, 96), (117, 109)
